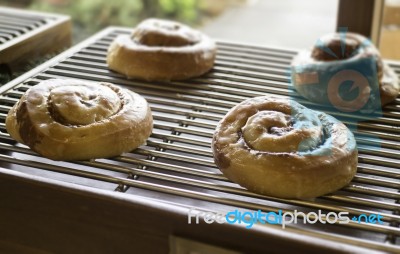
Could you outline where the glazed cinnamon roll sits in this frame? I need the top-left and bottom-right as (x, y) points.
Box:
(292, 32), (399, 109)
(6, 79), (153, 161)
(107, 18), (216, 81)
(212, 96), (358, 199)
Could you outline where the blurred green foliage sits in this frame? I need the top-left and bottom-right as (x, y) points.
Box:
(0, 0), (217, 43)
(28, 0), (204, 42)
(0, 0), (225, 85)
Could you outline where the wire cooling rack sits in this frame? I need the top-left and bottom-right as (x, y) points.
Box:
(0, 27), (398, 253)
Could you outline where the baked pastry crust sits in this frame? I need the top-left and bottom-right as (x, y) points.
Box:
(292, 32), (399, 108)
(6, 79), (153, 161)
(107, 18), (216, 81)
(212, 96), (358, 199)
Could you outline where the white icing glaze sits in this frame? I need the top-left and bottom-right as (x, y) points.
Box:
(6, 78), (153, 161)
(107, 18), (216, 81)
(49, 84), (121, 125)
(24, 79), (150, 140)
(114, 33), (215, 54)
(212, 96), (358, 199)
(132, 18), (201, 45)
(112, 18), (215, 54)
(241, 110), (323, 153)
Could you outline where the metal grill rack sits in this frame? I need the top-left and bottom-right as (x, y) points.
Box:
(0, 8), (47, 45)
(0, 27), (399, 253)
(0, 7), (71, 69)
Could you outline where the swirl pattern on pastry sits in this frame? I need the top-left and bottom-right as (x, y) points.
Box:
(291, 32), (399, 109)
(107, 18), (216, 81)
(6, 79), (153, 161)
(212, 96), (358, 199)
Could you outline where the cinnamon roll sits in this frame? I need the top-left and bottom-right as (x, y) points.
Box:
(6, 79), (153, 161)
(107, 18), (216, 81)
(212, 96), (358, 199)
(291, 32), (399, 109)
